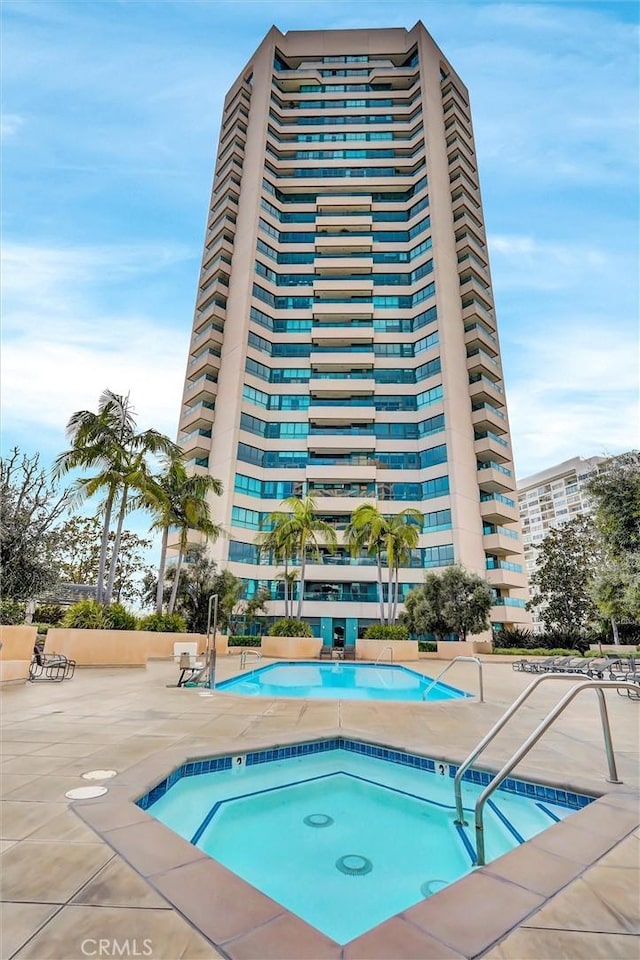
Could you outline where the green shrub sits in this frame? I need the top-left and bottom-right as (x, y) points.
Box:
(268, 618), (314, 638)
(492, 627), (535, 649)
(138, 612), (187, 633)
(0, 600), (25, 625)
(106, 603), (138, 631)
(228, 635), (262, 647)
(62, 600), (138, 630)
(488, 647), (583, 657)
(363, 624), (408, 641)
(418, 640), (437, 652)
(34, 603), (64, 625)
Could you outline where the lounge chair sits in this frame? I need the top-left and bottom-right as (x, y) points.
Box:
(29, 646), (76, 682)
(319, 644), (332, 660)
(343, 646), (356, 661)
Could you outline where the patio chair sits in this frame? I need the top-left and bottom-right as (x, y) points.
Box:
(343, 646), (356, 661)
(319, 644), (333, 660)
(29, 645), (76, 682)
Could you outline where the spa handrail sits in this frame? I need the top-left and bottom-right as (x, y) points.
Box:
(470, 678), (638, 865)
(422, 656), (484, 703)
(240, 650), (262, 671)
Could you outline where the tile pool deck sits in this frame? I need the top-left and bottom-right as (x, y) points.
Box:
(1, 657), (638, 959)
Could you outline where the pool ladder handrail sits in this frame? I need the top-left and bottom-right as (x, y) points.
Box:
(240, 649), (262, 671)
(453, 674), (639, 866)
(374, 645), (394, 666)
(422, 656), (484, 703)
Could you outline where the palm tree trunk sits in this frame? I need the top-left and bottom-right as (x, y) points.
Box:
(96, 485), (115, 603)
(387, 564), (394, 626)
(104, 484), (129, 605)
(297, 553), (306, 620)
(376, 553), (385, 625)
(392, 564), (400, 624)
(167, 547), (184, 615)
(155, 525), (169, 614)
(284, 558), (289, 619)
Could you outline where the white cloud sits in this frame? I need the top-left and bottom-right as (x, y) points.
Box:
(488, 234), (609, 291)
(1, 113), (24, 137)
(1, 242), (192, 443)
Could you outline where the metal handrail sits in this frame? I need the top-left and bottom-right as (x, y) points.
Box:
(240, 649), (262, 671)
(374, 645), (394, 666)
(468, 678), (639, 865)
(454, 671), (619, 824)
(422, 656), (484, 703)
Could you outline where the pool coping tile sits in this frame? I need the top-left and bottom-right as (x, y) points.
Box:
(69, 727), (640, 960)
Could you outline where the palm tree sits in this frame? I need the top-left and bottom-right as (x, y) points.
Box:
(259, 511), (298, 618)
(166, 473), (224, 615)
(54, 391), (136, 603)
(345, 504), (423, 624)
(384, 510), (423, 624)
(345, 503), (388, 624)
(54, 390), (180, 605)
(281, 494), (337, 620)
(146, 457), (223, 614)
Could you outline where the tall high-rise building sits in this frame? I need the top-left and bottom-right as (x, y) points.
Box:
(175, 22), (531, 645)
(518, 455), (604, 631)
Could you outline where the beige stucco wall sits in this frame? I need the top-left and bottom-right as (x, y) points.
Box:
(261, 636), (323, 659)
(355, 639), (420, 662)
(437, 640), (493, 658)
(45, 630), (230, 666)
(0, 625), (37, 685)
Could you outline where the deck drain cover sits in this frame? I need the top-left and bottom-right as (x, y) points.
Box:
(336, 855), (373, 876)
(421, 879), (448, 897)
(82, 769), (117, 781)
(303, 813), (334, 828)
(65, 786), (108, 800)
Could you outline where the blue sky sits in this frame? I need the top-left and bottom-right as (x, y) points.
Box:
(2, 0), (639, 489)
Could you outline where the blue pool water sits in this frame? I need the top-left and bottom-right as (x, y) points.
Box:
(143, 742), (590, 944)
(215, 661), (468, 701)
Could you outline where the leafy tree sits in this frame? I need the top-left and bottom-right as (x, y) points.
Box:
(54, 390), (178, 605)
(527, 516), (601, 634)
(345, 503), (423, 624)
(259, 512), (298, 618)
(53, 515), (154, 606)
(145, 548), (243, 634)
(585, 452), (640, 638)
(0, 448), (69, 599)
(228, 586), (271, 637)
(402, 566), (492, 642)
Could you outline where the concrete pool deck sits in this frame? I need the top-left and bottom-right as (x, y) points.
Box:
(1, 658), (638, 959)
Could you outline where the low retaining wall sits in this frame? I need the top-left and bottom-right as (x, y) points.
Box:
(45, 630), (229, 667)
(261, 636), (322, 659)
(437, 640), (493, 659)
(355, 639), (420, 662)
(0, 625), (37, 685)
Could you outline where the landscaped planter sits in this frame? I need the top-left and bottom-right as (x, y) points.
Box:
(45, 630), (229, 667)
(261, 636), (322, 659)
(436, 640), (493, 659)
(0, 625), (37, 684)
(355, 639), (419, 662)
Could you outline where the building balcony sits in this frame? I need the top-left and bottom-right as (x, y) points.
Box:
(471, 404), (507, 435)
(305, 463), (377, 482)
(312, 301), (374, 319)
(180, 401), (215, 433)
(486, 567), (528, 591)
(184, 373), (217, 404)
(452, 208), (484, 239)
(308, 405), (375, 423)
(188, 350), (220, 379)
(309, 376), (375, 394)
(316, 214), (373, 231)
(480, 496), (519, 525)
(490, 605), (530, 626)
(314, 278), (374, 297)
(316, 194), (372, 213)
(307, 432), (375, 453)
(474, 434), (510, 464)
(469, 373), (504, 406)
(467, 350), (501, 381)
(310, 350), (374, 366)
(194, 299), (226, 334)
(477, 462), (515, 494)
(192, 320), (224, 350)
(483, 530), (521, 557)
(311, 324), (374, 344)
(179, 429), (212, 458)
(464, 322), (498, 357)
(314, 256), (373, 275)
(315, 235), (373, 255)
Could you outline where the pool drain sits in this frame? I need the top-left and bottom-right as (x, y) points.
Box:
(336, 855), (373, 876)
(421, 879), (448, 897)
(303, 813), (334, 828)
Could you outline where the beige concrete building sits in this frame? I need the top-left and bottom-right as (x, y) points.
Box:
(176, 22), (530, 646)
(518, 455), (604, 632)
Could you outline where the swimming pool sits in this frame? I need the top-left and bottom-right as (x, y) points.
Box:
(215, 661), (468, 701)
(139, 738), (593, 944)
